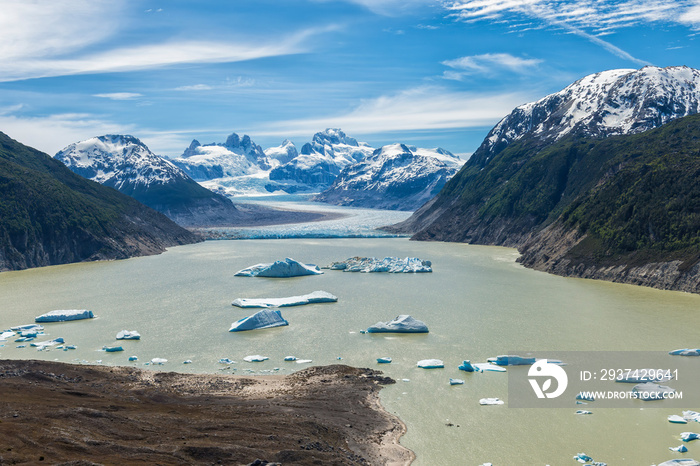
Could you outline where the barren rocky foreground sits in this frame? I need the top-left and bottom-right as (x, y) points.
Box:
(0, 360), (414, 465)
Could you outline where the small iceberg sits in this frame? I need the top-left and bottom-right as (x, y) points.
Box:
(219, 358), (235, 364)
(449, 378), (464, 385)
(670, 415), (689, 424)
(367, 315), (429, 333)
(681, 432), (700, 442)
(326, 256), (432, 273)
(488, 355), (536, 366)
(658, 460), (700, 466)
(377, 357), (392, 364)
(479, 398), (504, 405)
(684, 411), (700, 422)
(632, 382), (676, 400)
(102, 346), (123, 352)
(575, 410), (593, 415)
(30, 337), (64, 349)
(128, 356), (138, 362)
(670, 445), (689, 453)
(183, 360), (192, 364)
(0, 330), (15, 341)
(10, 324), (44, 332)
(284, 356), (297, 361)
(35, 309), (94, 323)
(296, 359), (312, 364)
(669, 349), (700, 356)
(417, 359), (444, 369)
(243, 355), (269, 362)
(116, 330), (141, 340)
(574, 453), (593, 463)
(234, 258), (322, 277)
(229, 309), (289, 332)
(232, 291), (337, 308)
(458, 360), (481, 372)
(150, 358), (167, 365)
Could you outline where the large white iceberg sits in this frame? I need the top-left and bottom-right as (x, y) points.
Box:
(232, 291), (337, 308)
(116, 330), (141, 340)
(234, 258), (322, 277)
(229, 309), (289, 332)
(326, 256), (432, 273)
(367, 315), (429, 333)
(35, 309), (94, 323)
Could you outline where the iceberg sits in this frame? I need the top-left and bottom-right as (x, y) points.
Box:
(479, 398), (504, 405)
(670, 445), (689, 453)
(658, 460), (700, 466)
(116, 330), (141, 340)
(128, 356), (138, 361)
(367, 315), (429, 333)
(151, 358), (167, 365)
(284, 356), (297, 361)
(632, 382), (676, 400)
(35, 309), (94, 323)
(669, 415), (688, 424)
(0, 331), (15, 341)
(234, 258), (322, 277)
(229, 309), (289, 332)
(232, 290), (338, 308)
(30, 337), (64, 349)
(10, 324), (44, 332)
(296, 359), (312, 364)
(326, 256), (432, 273)
(681, 432), (700, 442)
(219, 358), (235, 364)
(488, 355), (536, 366)
(475, 363), (507, 372)
(449, 378), (464, 385)
(102, 346), (123, 352)
(458, 360), (480, 372)
(574, 453), (593, 463)
(243, 355), (269, 362)
(377, 357), (392, 364)
(575, 410), (593, 415)
(669, 348), (700, 356)
(417, 359), (444, 369)
(183, 360), (192, 364)
(684, 411), (700, 422)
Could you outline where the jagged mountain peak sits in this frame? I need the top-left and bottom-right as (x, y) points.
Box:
(313, 128), (359, 147)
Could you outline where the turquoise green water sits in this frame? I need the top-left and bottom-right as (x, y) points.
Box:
(1, 238), (699, 465)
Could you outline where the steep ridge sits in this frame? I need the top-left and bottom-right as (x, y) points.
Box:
(0, 132), (199, 272)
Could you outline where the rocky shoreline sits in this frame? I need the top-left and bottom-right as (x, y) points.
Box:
(0, 360), (414, 465)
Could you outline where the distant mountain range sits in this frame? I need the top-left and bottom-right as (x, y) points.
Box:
(0, 132), (198, 272)
(388, 65), (700, 293)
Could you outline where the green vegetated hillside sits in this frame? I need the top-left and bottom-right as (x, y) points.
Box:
(0, 132), (200, 272)
(397, 114), (700, 292)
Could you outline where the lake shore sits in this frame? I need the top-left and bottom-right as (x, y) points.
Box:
(0, 359), (414, 465)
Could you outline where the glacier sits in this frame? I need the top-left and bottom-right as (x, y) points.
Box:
(229, 309), (289, 332)
(366, 315), (429, 333)
(232, 290), (337, 308)
(35, 309), (94, 323)
(234, 258), (322, 277)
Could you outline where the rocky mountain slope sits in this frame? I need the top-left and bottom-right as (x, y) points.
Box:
(0, 132), (199, 272)
(55, 135), (243, 227)
(387, 66), (700, 293)
(313, 143), (463, 210)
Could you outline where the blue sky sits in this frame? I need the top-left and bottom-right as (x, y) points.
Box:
(1, 0), (699, 158)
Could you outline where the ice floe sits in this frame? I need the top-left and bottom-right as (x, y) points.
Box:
(234, 258), (322, 277)
(670, 445), (689, 452)
(284, 356), (297, 361)
(296, 359), (312, 364)
(229, 309), (289, 332)
(0, 331), (15, 341)
(684, 411), (700, 423)
(35, 309), (94, 323)
(377, 357), (392, 364)
(669, 349), (700, 356)
(244, 355), (269, 362)
(632, 382), (676, 400)
(151, 358), (167, 365)
(232, 290), (337, 308)
(116, 330), (141, 340)
(417, 359), (444, 369)
(488, 355), (536, 366)
(681, 432), (700, 442)
(10, 324), (44, 332)
(479, 398), (504, 405)
(574, 453), (592, 463)
(325, 256), (432, 273)
(449, 378), (464, 385)
(367, 315), (429, 333)
(657, 460), (700, 466)
(669, 415), (688, 424)
(575, 410), (593, 415)
(30, 337), (64, 349)
(102, 346), (123, 352)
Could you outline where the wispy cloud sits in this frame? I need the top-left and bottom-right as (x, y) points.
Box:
(315, 0), (439, 16)
(174, 84), (215, 92)
(442, 53), (543, 78)
(254, 86), (536, 138)
(93, 93), (143, 100)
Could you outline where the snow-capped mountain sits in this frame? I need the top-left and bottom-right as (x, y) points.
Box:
(55, 135), (243, 227)
(264, 139), (298, 167)
(474, 65), (700, 166)
(269, 128), (375, 189)
(313, 143), (463, 210)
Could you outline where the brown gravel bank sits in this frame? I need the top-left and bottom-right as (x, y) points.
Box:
(0, 360), (414, 465)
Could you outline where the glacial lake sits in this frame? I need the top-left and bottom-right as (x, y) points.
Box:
(2, 237), (700, 465)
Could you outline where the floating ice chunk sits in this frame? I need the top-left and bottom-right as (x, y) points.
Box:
(0, 331), (15, 341)
(670, 415), (689, 424)
(417, 359), (444, 369)
(367, 315), (429, 333)
(683, 411), (700, 422)
(681, 432), (700, 442)
(669, 349), (700, 356)
(296, 359), (312, 364)
(658, 460), (700, 466)
(234, 258), (322, 277)
(284, 356), (297, 361)
(64, 345), (77, 350)
(670, 445), (689, 452)
(632, 382), (676, 400)
(458, 360), (481, 372)
(475, 363), (507, 372)
(128, 356), (138, 361)
(30, 337), (64, 349)
(183, 360), (192, 364)
(244, 355), (269, 362)
(116, 330), (141, 340)
(402, 379), (410, 382)
(575, 410), (593, 415)
(151, 358), (167, 365)
(232, 290), (338, 308)
(377, 357), (392, 364)
(219, 358), (235, 364)
(102, 346), (123, 352)
(229, 309), (289, 332)
(449, 378), (464, 385)
(326, 256), (432, 273)
(573, 453), (593, 463)
(479, 398), (504, 405)
(489, 355), (536, 366)
(10, 324), (44, 332)
(615, 369), (673, 383)
(35, 309), (94, 323)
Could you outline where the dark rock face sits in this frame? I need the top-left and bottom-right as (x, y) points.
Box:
(0, 132), (200, 272)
